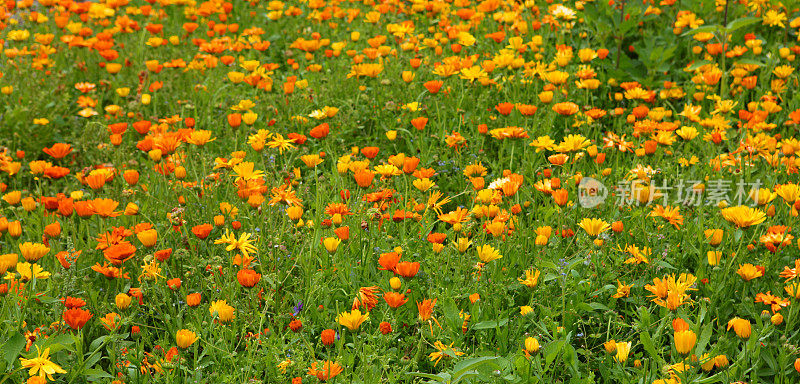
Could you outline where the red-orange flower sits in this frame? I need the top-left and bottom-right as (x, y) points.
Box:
(236, 269), (261, 288)
(43, 143), (73, 159)
(191, 224), (213, 239)
(103, 242), (137, 265)
(395, 261), (420, 278)
(321, 329), (336, 345)
(63, 308), (93, 330)
(383, 292), (408, 308)
(377, 252), (400, 272)
(89, 198), (121, 217)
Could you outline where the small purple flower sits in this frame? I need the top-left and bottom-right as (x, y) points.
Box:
(293, 301), (303, 316)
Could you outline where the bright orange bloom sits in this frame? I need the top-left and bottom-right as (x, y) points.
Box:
(63, 308), (93, 330)
(308, 361), (343, 381)
(383, 292), (408, 308)
(42, 143), (72, 159)
(395, 261), (420, 278)
(236, 269), (261, 288)
(89, 198), (122, 217)
(552, 102), (580, 116)
(103, 242), (137, 265)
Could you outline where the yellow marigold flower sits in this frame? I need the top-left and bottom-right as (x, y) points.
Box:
(578, 218), (611, 237)
(19, 242), (50, 263)
(674, 330), (697, 354)
(209, 300), (235, 322)
(337, 309), (369, 331)
(720, 206), (766, 228)
(176, 329), (199, 349)
(476, 244), (502, 263)
(518, 269), (541, 288)
(19, 347), (66, 381)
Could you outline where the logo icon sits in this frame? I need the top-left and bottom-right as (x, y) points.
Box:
(578, 177), (608, 208)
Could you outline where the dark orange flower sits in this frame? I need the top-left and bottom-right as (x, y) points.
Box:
(74, 201), (94, 218)
(92, 262), (130, 279)
(236, 269), (261, 288)
(63, 308), (93, 330)
(42, 143), (73, 159)
(103, 242), (137, 265)
(423, 80), (443, 94)
(352, 286), (380, 311)
(186, 292), (202, 307)
(378, 252), (400, 272)
(395, 261), (420, 278)
(360, 146), (379, 159)
(410, 117), (428, 130)
(44, 166), (70, 179)
(89, 198), (121, 217)
(320, 329), (336, 346)
(56, 250), (81, 269)
(353, 170), (374, 188)
(192, 224), (213, 239)
(155, 248), (172, 262)
(167, 278), (182, 290)
(383, 292), (408, 308)
(309, 123), (330, 139)
(63, 296), (87, 308)
(495, 102), (514, 116)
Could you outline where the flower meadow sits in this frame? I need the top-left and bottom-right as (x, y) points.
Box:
(1, 0), (800, 383)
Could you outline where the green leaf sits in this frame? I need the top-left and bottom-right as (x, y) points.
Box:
(682, 25), (721, 37)
(544, 340), (565, 367)
(639, 330), (662, 364)
(576, 302), (610, 312)
(452, 356), (501, 376)
(2, 332), (25, 368)
(42, 334), (75, 354)
(88, 335), (109, 352)
(694, 323), (713, 356)
(84, 350), (103, 369)
(472, 318), (508, 330)
(734, 59), (765, 67)
(406, 371), (449, 381)
(83, 368), (113, 381)
(726, 17), (761, 33)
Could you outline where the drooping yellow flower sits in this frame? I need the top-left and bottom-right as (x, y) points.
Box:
(476, 244), (502, 263)
(19, 347), (67, 381)
(232, 162), (265, 182)
(674, 330), (697, 354)
(459, 66), (488, 82)
(214, 230), (258, 258)
(555, 134), (591, 152)
(176, 329), (199, 349)
(19, 242), (50, 263)
(614, 341), (632, 362)
(187, 130), (216, 146)
(524, 337), (540, 355)
(611, 280), (633, 298)
(429, 341), (464, 366)
(518, 269), (541, 288)
(337, 309), (369, 331)
(16, 262), (51, 281)
(578, 218), (611, 237)
(727, 317), (751, 338)
(347, 63), (383, 78)
(749, 188), (777, 205)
